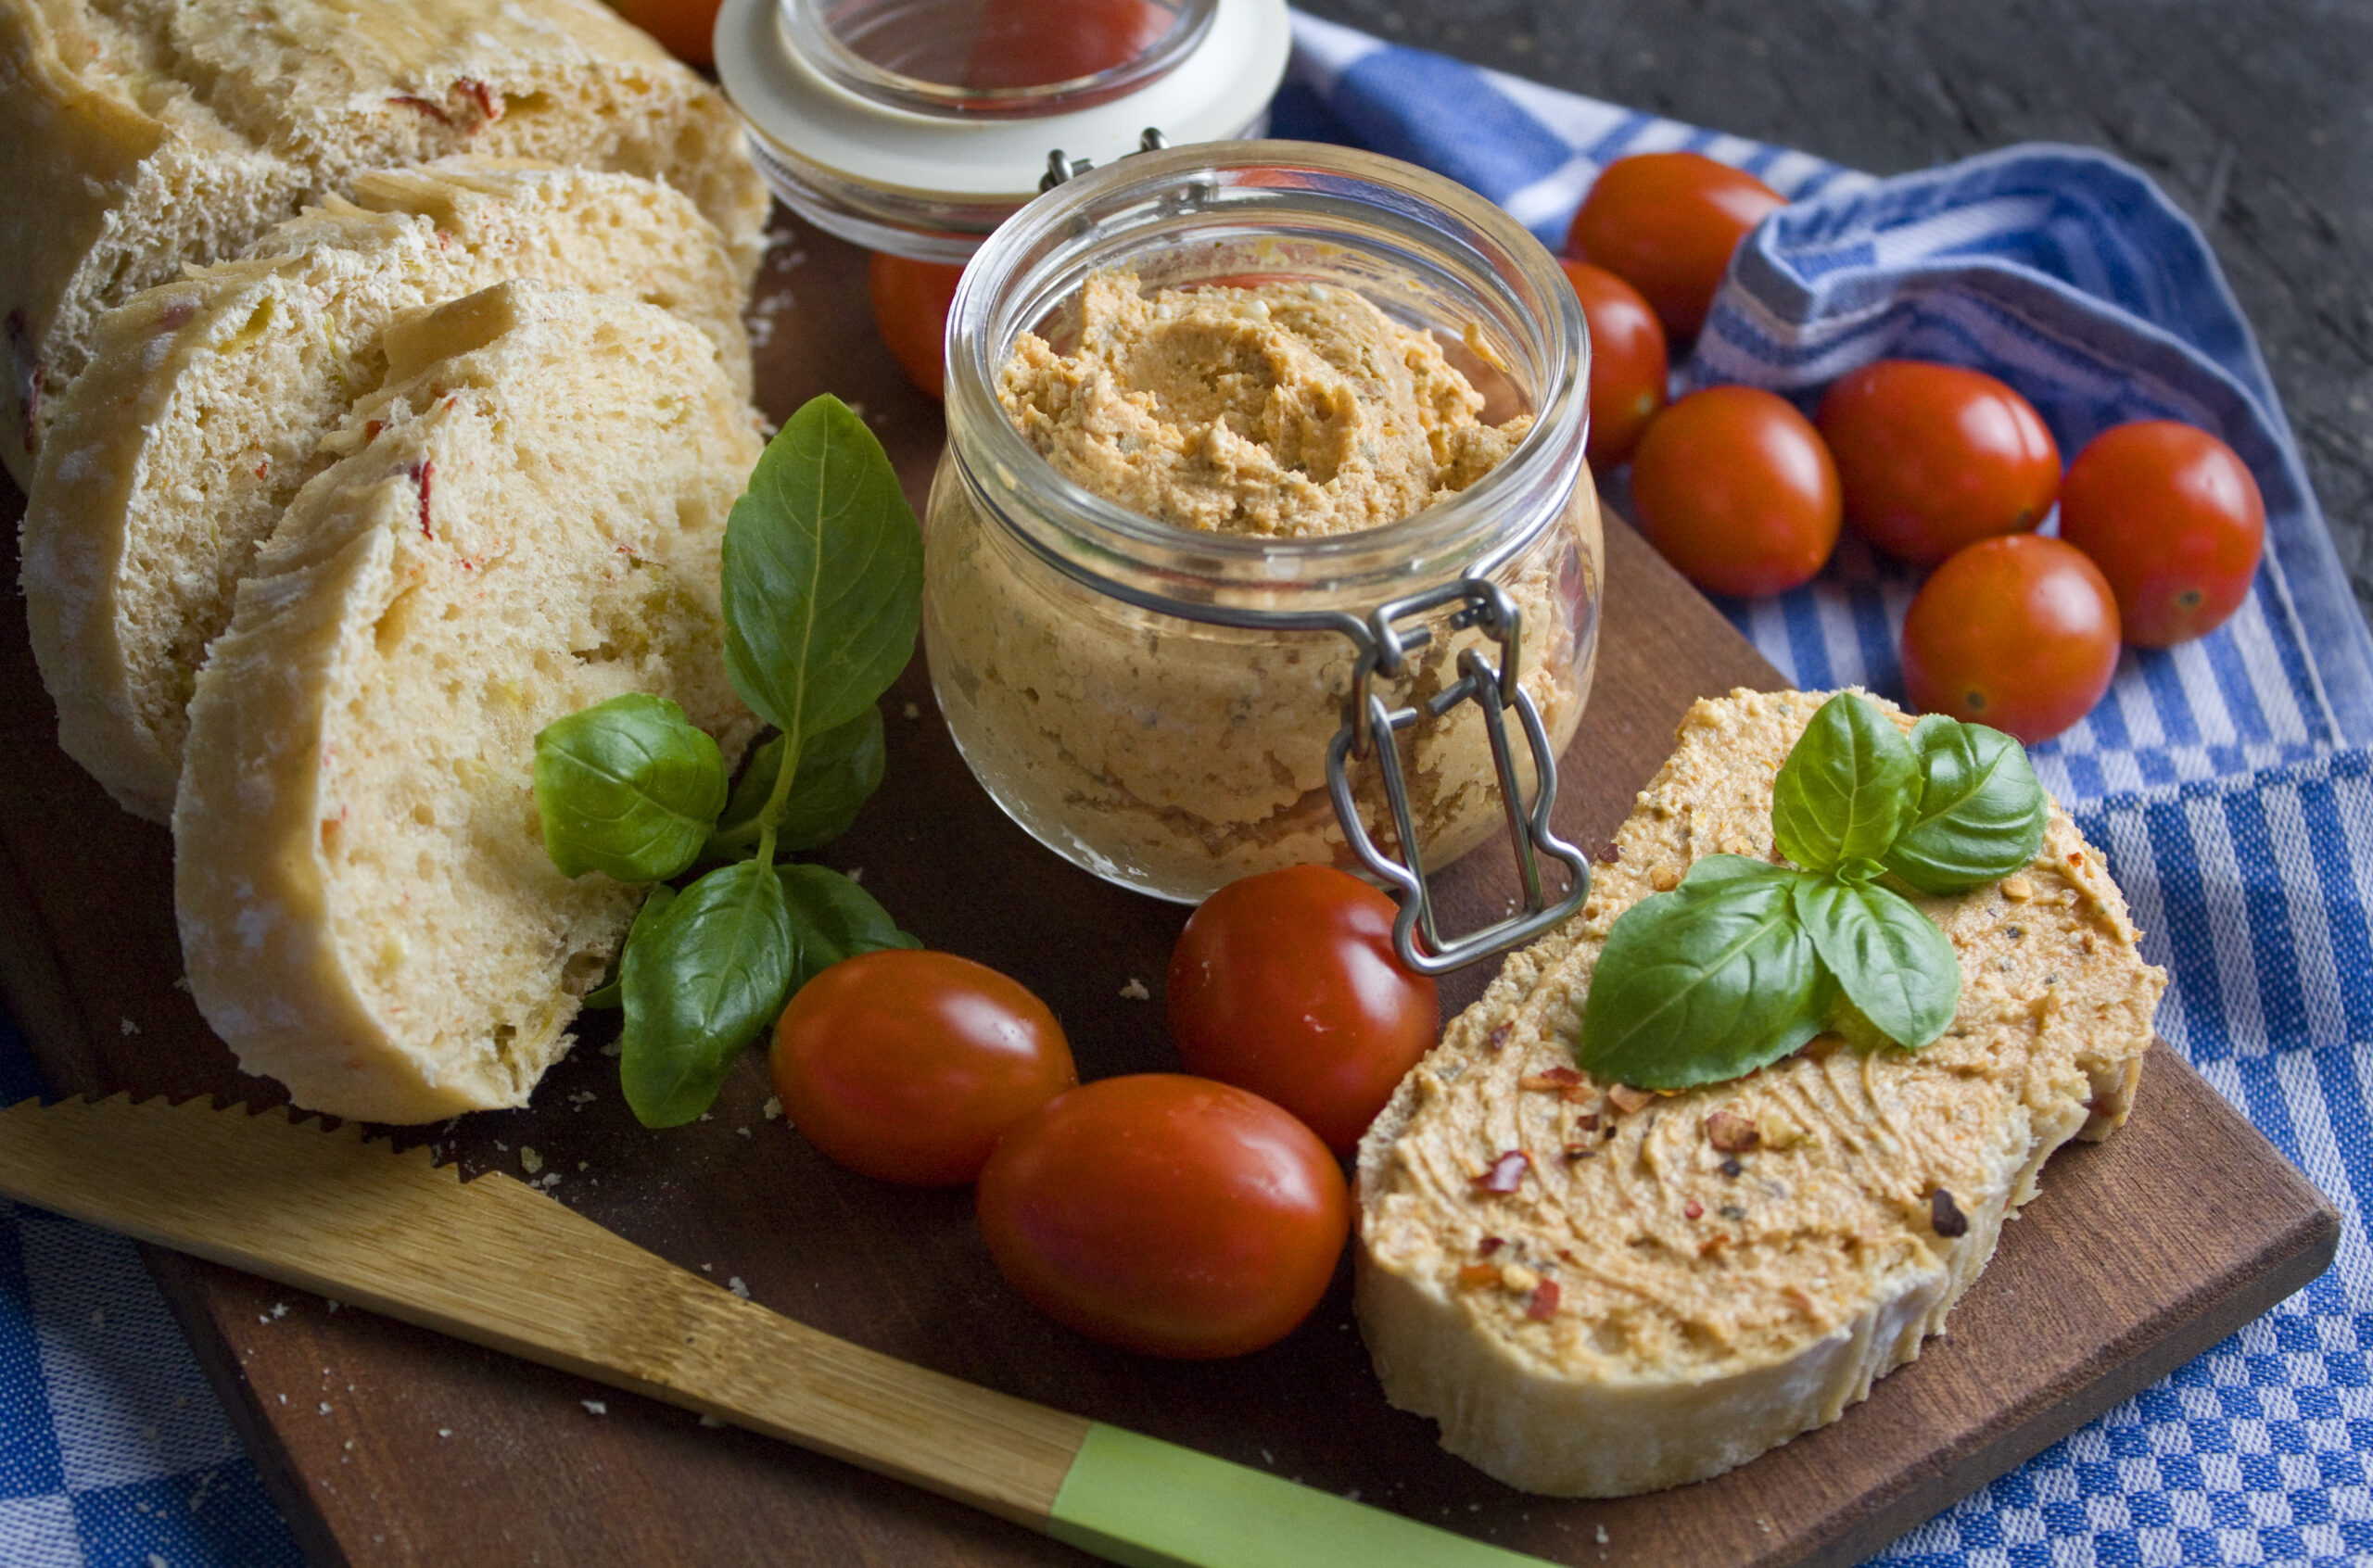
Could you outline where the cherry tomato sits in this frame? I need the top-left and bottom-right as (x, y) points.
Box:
(2056, 420), (2265, 648)
(966, 0), (1175, 89)
(1167, 866), (1438, 1157)
(1560, 259), (1669, 471)
(608, 0), (722, 67)
(1815, 360), (2062, 566)
(1901, 535), (2121, 743)
(868, 253), (966, 401)
(1566, 152), (1785, 339)
(1629, 385), (1842, 598)
(770, 949), (1076, 1187)
(976, 1074), (1349, 1359)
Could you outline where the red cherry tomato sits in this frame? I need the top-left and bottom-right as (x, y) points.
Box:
(976, 1075), (1348, 1358)
(2057, 420), (2265, 648)
(1901, 535), (2121, 743)
(1566, 152), (1785, 339)
(1815, 360), (2062, 567)
(1629, 385), (1842, 598)
(1166, 866), (1438, 1157)
(609, 0), (722, 67)
(965, 0), (1175, 88)
(868, 253), (966, 401)
(769, 949), (1076, 1187)
(1559, 259), (1669, 471)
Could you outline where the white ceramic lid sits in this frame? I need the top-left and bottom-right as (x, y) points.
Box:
(716, 0), (1292, 210)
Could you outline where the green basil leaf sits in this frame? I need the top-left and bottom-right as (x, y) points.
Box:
(777, 863), (920, 992)
(619, 860), (795, 1129)
(581, 884), (679, 1009)
(706, 706), (887, 861)
(1883, 714), (2049, 894)
(532, 694), (726, 882)
(1770, 692), (1919, 874)
(1574, 856), (1832, 1091)
(1793, 875), (1961, 1050)
(722, 396), (922, 743)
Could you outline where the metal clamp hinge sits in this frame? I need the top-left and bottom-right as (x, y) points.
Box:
(1325, 579), (1590, 976)
(1040, 128), (1169, 192)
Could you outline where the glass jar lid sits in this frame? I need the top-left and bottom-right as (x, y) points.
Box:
(715, 0), (1292, 261)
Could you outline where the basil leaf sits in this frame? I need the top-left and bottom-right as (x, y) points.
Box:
(1793, 875), (1961, 1050)
(532, 694), (726, 882)
(1574, 856), (1831, 1091)
(777, 863), (920, 991)
(582, 884), (679, 1009)
(619, 860), (796, 1129)
(707, 706), (887, 861)
(1770, 692), (1919, 874)
(722, 396), (922, 743)
(1883, 714), (2049, 895)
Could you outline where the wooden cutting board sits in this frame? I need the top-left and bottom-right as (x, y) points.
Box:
(0, 213), (2338, 1568)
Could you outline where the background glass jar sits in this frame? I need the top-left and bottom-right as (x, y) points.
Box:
(925, 142), (1602, 907)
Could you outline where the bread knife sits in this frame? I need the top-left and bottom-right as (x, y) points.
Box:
(0, 1094), (1551, 1568)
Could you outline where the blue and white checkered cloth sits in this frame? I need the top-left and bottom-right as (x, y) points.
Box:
(6, 13), (2371, 1565)
(1283, 12), (2373, 1563)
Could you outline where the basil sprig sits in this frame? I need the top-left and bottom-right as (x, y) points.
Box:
(1575, 693), (2046, 1091)
(531, 396), (922, 1127)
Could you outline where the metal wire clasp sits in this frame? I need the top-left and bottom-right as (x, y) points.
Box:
(1040, 129), (1169, 192)
(1324, 579), (1591, 977)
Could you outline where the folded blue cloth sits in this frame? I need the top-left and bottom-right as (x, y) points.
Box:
(6, 14), (2369, 1567)
(1286, 12), (2373, 1565)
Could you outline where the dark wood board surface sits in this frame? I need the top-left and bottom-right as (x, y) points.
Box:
(0, 208), (2341, 1565)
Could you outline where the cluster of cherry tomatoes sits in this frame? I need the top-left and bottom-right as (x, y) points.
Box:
(1564, 151), (2268, 743)
(769, 866), (1435, 1359)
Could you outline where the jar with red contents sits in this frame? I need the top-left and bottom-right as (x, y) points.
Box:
(715, 0), (1291, 393)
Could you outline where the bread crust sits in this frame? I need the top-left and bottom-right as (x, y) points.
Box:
(24, 158), (754, 821)
(173, 282), (759, 1121)
(0, 0), (766, 486)
(1352, 689), (2164, 1496)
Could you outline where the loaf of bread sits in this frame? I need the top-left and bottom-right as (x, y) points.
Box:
(174, 280), (761, 1123)
(23, 157), (753, 821)
(0, 0), (768, 487)
(1354, 688), (2164, 1496)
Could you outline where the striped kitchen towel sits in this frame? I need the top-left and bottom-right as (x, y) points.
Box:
(1284, 11), (2373, 1565)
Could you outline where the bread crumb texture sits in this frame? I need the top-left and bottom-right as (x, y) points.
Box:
(998, 272), (1532, 537)
(0, 0), (767, 487)
(21, 157), (753, 821)
(172, 280), (760, 1124)
(1353, 688), (2165, 1496)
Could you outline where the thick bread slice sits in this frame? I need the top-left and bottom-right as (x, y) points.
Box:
(0, 0), (768, 486)
(23, 156), (754, 821)
(1354, 689), (2165, 1497)
(173, 280), (762, 1124)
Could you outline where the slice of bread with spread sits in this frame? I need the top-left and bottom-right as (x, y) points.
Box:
(1354, 688), (2165, 1497)
(0, 0), (768, 487)
(173, 280), (761, 1124)
(23, 157), (753, 821)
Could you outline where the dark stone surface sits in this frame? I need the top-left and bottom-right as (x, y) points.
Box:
(1298, 0), (2373, 630)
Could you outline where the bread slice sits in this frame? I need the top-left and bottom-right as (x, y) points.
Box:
(173, 280), (761, 1124)
(1354, 688), (2165, 1497)
(23, 156), (754, 821)
(0, 0), (768, 487)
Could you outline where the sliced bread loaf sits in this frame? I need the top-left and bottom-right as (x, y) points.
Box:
(23, 156), (754, 821)
(174, 279), (761, 1124)
(0, 0), (768, 487)
(1354, 688), (2164, 1496)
